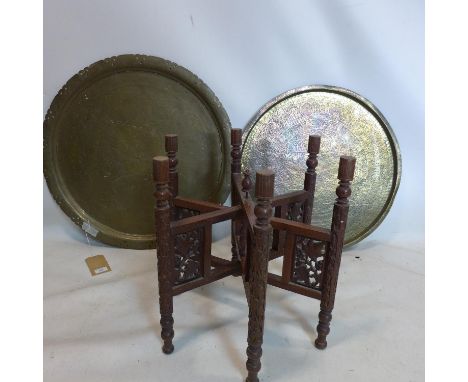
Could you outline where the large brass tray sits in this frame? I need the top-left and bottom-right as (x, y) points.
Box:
(242, 85), (401, 247)
(44, 55), (231, 249)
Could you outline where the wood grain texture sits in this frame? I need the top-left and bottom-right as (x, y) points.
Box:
(315, 155), (356, 350)
(245, 170), (274, 382)
(153, 156), (175, 354)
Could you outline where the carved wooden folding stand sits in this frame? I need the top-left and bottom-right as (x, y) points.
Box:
(153, 130), (356, 381)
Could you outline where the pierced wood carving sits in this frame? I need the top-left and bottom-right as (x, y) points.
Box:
(173, 207), (203, 285)
(291, 236), (325, 290)
(174, 228), (203, 285)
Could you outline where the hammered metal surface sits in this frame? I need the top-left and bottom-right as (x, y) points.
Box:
(44, 55), (231, 249)
(242, 86), (401, 246)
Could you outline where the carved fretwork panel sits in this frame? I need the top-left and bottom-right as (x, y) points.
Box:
(173, 207), (203, 285)
(174, 228), (203, 285)
(287, 202), (304, 222)
(291, 235), (326, 290)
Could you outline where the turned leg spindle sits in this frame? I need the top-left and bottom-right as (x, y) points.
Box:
(315, 155), (356, 350)
(153, 156), (175, 354)
(165, 134), (178, 197)
(303, 135), (321, 224)
(245, 169), (275, 382)
(165, 134), (178, 221)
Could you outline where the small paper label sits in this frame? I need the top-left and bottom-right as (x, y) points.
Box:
(85, 255), (111, 276)
(94, 266), (109, 274)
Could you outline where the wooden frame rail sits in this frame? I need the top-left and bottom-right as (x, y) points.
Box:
(267, 273), (322, 299)
(270, 217), (331, 242)
(170, 205), (243, 234)
(271, 190), (309, 207)
(174, 196), (226, 212)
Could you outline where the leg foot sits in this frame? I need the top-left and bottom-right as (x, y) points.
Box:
(162, 343), (174, 354)
(314, 338), (327, 350)
(160, 314), (174, 355)
(315, 309), (332, 350)
(246, 376), (259, 382)
(246, 344), (262, 382)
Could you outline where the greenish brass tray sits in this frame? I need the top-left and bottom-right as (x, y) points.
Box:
(44, 54), (231, 249)
(242, 85), (401, 247)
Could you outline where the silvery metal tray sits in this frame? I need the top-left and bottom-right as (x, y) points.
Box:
(44, 54), (231, 249)
(242, 85), (401, 247)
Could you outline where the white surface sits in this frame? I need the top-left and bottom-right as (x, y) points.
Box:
(44, 235), (424, 382)
(44, 1), (424, 381)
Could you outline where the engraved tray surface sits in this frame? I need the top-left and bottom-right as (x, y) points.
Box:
(44, 55), (231, 249)
(242, 86), (401, 246)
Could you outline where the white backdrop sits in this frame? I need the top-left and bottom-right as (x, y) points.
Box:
(43, 0), (424, 246)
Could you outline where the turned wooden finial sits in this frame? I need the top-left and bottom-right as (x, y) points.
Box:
(254, 169), (274, 228)
(165, 134), (178, 154)
(307, 135), (321, 173)
(231, 128), (242, 174)
(337, 155), (356, 182)
(336, 156), (356, 203)
(242, 169), (252, 198)
(308, 135), (321, 155)
(255, 169), (274, 199)
(231, 128), (242, 146)
(153, 156), (169, 184)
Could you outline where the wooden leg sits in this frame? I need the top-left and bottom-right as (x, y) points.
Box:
(245, 249), (268, 382)
(315, 155), (355, 350)
(245, 170), (274, 382)
(153, 156), (175, 354)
